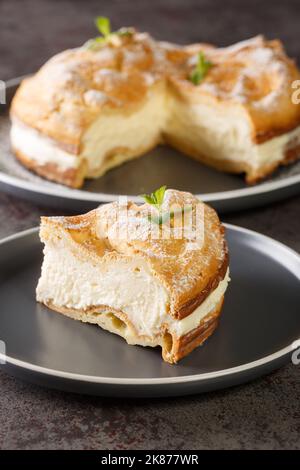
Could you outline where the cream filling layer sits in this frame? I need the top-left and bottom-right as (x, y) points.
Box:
(10, 120), (80, 171)
(171, 268), (230, 336)
(36, 240), (230, 340)
(256, 126), (300, 166)
(81, 85), (167, 177)
(11, 92), (300, 178)
(166, 97), (300, 170)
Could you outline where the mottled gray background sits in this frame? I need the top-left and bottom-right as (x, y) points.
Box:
(0, 0), (300, 450)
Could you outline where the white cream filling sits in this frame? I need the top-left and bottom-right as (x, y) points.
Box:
(171, 268), (230, 336)
(36, 240), (230, 340)
(256, 127), (300, 166)
(10, 120), (80, 171)
(36, 243), (169, 339)
(12, 106), (300, 177)
(14, 80), (299, 181)
(166, 97), (300, 170)
(81, 84), (167, 176)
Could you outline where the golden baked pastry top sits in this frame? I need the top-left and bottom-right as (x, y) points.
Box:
(11, 31), (300, 150)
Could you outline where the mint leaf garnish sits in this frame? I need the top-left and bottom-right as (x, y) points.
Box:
(141, 186), (167, 211)
(189, 52), (212, 85)
(95, 16), (111, 38)
(84, 17), (134, 50)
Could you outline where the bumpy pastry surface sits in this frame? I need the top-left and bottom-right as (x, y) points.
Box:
(11, 32), (300, 186)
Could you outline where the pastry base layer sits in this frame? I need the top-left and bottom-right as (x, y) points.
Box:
(164, 134), (300, 184)
(40, 296), (224, 364)
(13, 148), (87, 188)
(13, 140), (163, 188)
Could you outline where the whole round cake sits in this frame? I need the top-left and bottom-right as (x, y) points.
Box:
(10, 18), (300, 187)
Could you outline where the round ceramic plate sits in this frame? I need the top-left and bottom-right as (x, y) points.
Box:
(1, 78), (300, 213)
(0, 224), (299, 397)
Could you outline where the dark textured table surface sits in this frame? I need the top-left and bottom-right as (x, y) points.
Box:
(0, 0), (300, 450)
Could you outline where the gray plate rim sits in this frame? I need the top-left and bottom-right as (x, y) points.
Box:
(1, 77), (300, 205)
(0, 223), (299, 386)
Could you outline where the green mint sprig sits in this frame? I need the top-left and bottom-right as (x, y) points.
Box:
(141, 186), (167, 211)
(189, 52), (213, 85)
(84, 16), (134, 50)
(141, 186), (192, 225)
(96, 16), (111, 38)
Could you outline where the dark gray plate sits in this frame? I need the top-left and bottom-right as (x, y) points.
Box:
(0, 224), (299, 397)
(1, 78), (300, 213)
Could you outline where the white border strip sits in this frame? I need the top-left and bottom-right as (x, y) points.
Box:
(1, 78), (300, 205)
(0, 224), (299, 385)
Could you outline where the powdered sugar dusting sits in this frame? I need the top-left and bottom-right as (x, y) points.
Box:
(83, 89), (109, 106)
(202, 36), (291, 111)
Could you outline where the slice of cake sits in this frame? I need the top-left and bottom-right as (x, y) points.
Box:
(36, 188), (229, 363)
(10, 18), (300, 187)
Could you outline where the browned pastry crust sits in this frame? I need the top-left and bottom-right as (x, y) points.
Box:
(171, 39), (300, 143)
(178, 248), (227, 320)
(13, 147), (87, 188)
(169, 297), (223, 363)
(12, 35), (300, 145)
